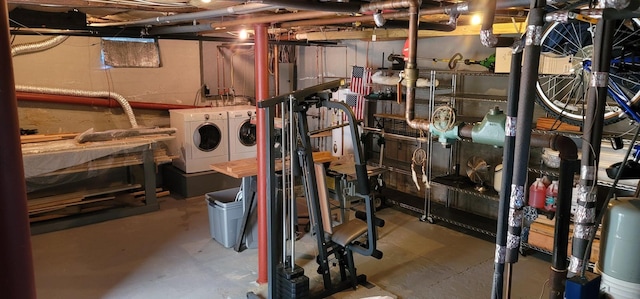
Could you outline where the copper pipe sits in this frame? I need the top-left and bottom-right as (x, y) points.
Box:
(210, 11), (336, 29)
(282, 10), (410, 27)
(254, 23), (269, 285)
(0, 0), (36, 298)
(362, 0), (429, 131)
(16, 92), (197, 110)
(151, 10), (337, 35)
(274, 44), (280, 96)
(91, 3), (275, 27)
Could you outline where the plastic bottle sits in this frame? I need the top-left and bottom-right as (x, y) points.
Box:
(529, 178), (547, 209)
(545, 180), (559, 212)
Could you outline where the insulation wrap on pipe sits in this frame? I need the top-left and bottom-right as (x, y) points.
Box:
(570, 18), (617, 275)
(11, 35), (69, 57)
(16, 85), (139, 128)
(505, 1), (546, 264)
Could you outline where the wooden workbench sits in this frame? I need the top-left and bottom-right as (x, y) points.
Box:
(210, 151), (336, 179)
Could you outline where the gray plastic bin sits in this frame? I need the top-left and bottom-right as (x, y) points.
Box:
(206, 187), (243, 248)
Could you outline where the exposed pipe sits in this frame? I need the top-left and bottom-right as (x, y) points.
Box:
(381, 18), (457, 31)
(0, 0), (36, 297)
(490, 40), (523, 299)
(16, 92), (198, 110)
(11, 38), (142, 128)
(361, 0), (429, 131)
(282, 6), (465, 28)
(11, 35), (69, 57)
(282, 10), (409, 28)
(254, 23), (269, 285)
(569, 18), (616, 276)
(90, 3), (276, 27)
(503, 0), (546, 297)
(480, 0), (516, 47)
(244, 0), (364, 13)
(16, 85), (140, 128)
(273, 44), (280, 96)
(150, 10), (336, 35)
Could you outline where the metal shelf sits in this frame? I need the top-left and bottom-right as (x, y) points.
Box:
(520, 242), (596, 270)
(528, 164), (561, 177)
(435, 93), (508, 103)
(431, 175), (500, 201)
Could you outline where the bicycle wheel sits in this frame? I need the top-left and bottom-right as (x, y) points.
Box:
(535, 17), (640, 126)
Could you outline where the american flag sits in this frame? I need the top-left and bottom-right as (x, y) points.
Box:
(346, 66), (372, 121)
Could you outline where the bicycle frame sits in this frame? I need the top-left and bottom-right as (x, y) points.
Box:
(583, 59), (640, 123)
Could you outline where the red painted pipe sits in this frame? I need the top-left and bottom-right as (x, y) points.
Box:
(0, 1), (37, 298)
(16, 91), (198, 110)
(254, 23), (269, 284)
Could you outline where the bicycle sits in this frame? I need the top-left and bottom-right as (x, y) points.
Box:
(535, 9), (640, 127)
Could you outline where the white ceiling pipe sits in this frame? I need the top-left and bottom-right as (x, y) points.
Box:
(90, 3), (276, 27)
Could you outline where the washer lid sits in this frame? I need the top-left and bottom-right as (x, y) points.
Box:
(194, 122), (222, 152)
(238, 120), (256, 146)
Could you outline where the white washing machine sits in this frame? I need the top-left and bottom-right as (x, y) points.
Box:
(227, 105), (257, 161)
(169, 107), (229, 173)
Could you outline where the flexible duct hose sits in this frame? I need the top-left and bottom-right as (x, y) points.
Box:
(12, 36), (139, 128)
(15, 85), (139, 128)
(11, 35), (69, 57)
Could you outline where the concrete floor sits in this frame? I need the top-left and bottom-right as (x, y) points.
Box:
(31, 195), (552, 299)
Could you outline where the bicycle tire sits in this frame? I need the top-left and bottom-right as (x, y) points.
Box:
(535, 15), (640, 126)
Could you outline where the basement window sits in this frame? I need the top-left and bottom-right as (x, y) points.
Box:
(101, 37), (161, 68)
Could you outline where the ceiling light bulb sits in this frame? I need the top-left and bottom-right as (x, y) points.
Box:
(471, 14), (482, 26)
(239, 29), (248, 40)
(201, 0), (211, 3)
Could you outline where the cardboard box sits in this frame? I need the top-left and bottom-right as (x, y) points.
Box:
(495, 47), (575, 75)
(528, 220), (600, 263)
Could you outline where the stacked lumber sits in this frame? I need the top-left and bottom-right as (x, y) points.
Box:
(536, 117), (581, 132)
(528, 217), (600, 263)
(20, 133), (78, 144)
(41, 148), (176, 177)
(28, 185), (171, 223)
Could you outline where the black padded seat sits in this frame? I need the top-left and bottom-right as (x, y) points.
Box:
(331, 219), (368, 247)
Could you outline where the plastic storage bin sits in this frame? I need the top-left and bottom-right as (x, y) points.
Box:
(206, 187), (243, 248)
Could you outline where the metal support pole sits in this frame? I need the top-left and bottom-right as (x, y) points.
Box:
(491, 42), (523, 299)
(254, 23), (270, 285)
(570, 18), (616, 275)
(0, 0), (37, 297)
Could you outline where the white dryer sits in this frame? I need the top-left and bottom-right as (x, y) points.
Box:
(227, 105), (257, 161)
(169, 107), (229, 173)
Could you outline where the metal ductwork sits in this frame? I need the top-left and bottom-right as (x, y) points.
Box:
(241, 0), (364, 13)
(15, 86), (140, 128)
(11, 35), (69, 57)
(90, 3), (277, 27)
(150, 10), (336, 35)
(11, 39), (140, 128)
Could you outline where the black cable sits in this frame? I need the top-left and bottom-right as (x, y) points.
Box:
(580, 124), (640, 276)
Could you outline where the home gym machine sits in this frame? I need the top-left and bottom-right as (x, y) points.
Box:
(255, 80), (384, 299)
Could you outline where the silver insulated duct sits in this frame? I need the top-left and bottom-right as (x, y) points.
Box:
(12, 36), (139, 128)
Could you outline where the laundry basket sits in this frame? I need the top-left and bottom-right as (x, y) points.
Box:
(206, 187), (243, 248)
